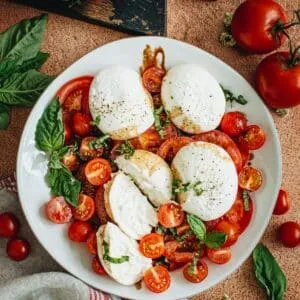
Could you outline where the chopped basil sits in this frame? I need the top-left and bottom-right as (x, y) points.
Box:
(172, 179), (204, 197)
(90, 115), (101, 126)
(242, 189), (250, 212)
(103, 241), (129, 264)
(89, 135), (110, 149)
(116, 140), (135, 159)
(153, 106), (170, 138)
(188, 252), (200, 276)
(220, 85), (248, 105)
(155, 224), (167, 234)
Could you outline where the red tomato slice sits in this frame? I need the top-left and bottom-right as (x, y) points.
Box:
(238, 166), (262, 191)
(144, 266), (171, 293)
(164, 240), (194, 263)
(71, 112), (92, 137)
(45, 196), (72, 224)
(71, 194), (95, 221)
(92, 256), (107, 276)
(142, 67), (165, 93)
(215, 220), (239, 247)
(57, 76), (93, 114)
(207, 247), (232, 264)
(139, 233), (165, 259)
(68, 220), (93, 243)
(79, 137), (104, 159)
(157, 137), (193, 163)
(220, 111), (247, 137)
(86, 230), (97, 255)
(95, 186), (110, 224)
(85, 158), (112, 186)
(183, 259), (208, 283)
(157, 203), (184, 228)
(238, 125), (266, 150)
(192, 130), (243, 172)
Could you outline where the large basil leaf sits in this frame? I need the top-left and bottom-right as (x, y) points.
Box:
(0, 69), (54, 107)
(187, 214), (206, 241)
(35, 98), (64, 152)
(253, 243), (287, 300)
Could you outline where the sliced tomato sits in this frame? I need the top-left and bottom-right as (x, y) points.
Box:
(92, 256), (107, 276)
(144, 266), (171, 293)
(57, 76), (93, 114)
(85, 158), (112, 186)
(86, 230), (97, 255)
(238, 166), (262, 191)
(192, 130), (243, 172)
(95, 186), (110, 224)
(164, 240), (194, 263)
(207, 247), (232, 264)
(238, 125), (266, 150)
(139, 233), (165, 259)
(215, 220), (239, 247)
(183, 259), (208, 283)
(68, 220), (93, 243)
(157, 137), (193, 163)
(220, 111), (247, 137)
(71, 194), (95, 221)
(80, 137), (104, 159)
(142, 67), (165, 93)
(45, 196), (72, 224)
(71, 112), (92, 137)
(158, 203), (184, 228)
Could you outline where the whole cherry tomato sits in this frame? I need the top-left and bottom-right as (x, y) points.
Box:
(220, 112), (247, 137)
(273, 189), (290, 215)
(7, 238), (30, 261)
(256, 52), (300, 108)
(71, 112), (92, 137)
(0, 212), (20, 238)
(277, 221), (300, 248)
(68, 220), (93, 243)
(231, 0), (287, 54)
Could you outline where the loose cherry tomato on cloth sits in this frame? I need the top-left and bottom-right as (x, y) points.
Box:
(68, 220), (93, 242)
(7, 238), (30, 261)
(86, 230), (97, 255)
(207, 247), (232, 264)
(139, 233), (165, 259)
(183, 259), (208, 283)
(231, 0), (287, 54)
(215, 220), (239, 247)
(277, 221), (300, 248)
(72, 194), (95, 222)
(61, 149), (79, 171)
(80, 137), (104, 159)
(45, 196), (72, 224)
(238, 166), (262, 191)
(142, 67), (165, 93)
(157, 137), (193, 163)
(0, 212), (20, 238)
(95, 186), (110, 224)
(144, 266), (171, 293)
(164, 240), (194, 263)
(71, 112), (92, 137)
(220, 112), (247, 137)
(193, 130), (243, 172)
(92, 256), (107, 276)
(57, 76), (93, 114)
(239, 125), (266, 150)
(273, 189), (290, 215)
(256, 51), (300, 108)
(85, 158), (112, 186)
(157, 203), (184, 228)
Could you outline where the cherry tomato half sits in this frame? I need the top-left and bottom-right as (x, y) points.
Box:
(164, 240), (194, 263)
(273, 189), (290, 215)
(157, 203), (184, 228)
(7, 238), (30, 261)
(239, 125), (266, 150)
(207, 247), (232, 264)
(142, 67), (165, 93)
(277, 221), (300, 248)
(92, 256), (107, 276)
(144, 266), (171, 293)
(95, 186), (110, 225)
(80, 137), (104, 159)
(139, 233), (165, 259)
(72, 194), (95, 222)
(86, 230), (97, 255)
(71, 112), (92, 137)
(0, 212), (20, 238)
(215, 220), (239, 247)
(220, 112), (247, 137)
(238, 166), (262, 191)
(183, 259), (208, 283)
(68, 220), (93, 243)
(61, 149), (79, 171)
(45, 196), (72, 224)
(85, 158), (112, 186)
(231, 0), (287, 54)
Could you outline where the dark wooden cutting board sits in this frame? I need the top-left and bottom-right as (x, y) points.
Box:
(14, 0), (167, 36)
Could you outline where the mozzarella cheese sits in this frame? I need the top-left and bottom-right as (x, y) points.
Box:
(104, 171), (158, 240)
(161, 64), (225, 134)
(97, 222), (152, 285)
(172, 141), (238, 221)
(89, 66), (154, 140)
(115, 150), (172, 207)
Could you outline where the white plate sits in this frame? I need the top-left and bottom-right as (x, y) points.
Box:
(17, 37), (282, 300)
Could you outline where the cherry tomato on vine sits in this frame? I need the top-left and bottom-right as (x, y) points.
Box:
(277, 221), (300, 248)
(273, 189), (290, 215)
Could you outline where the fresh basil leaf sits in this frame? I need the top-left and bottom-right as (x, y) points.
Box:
(187, 214), (206, 241)
(0, 14), (47, 64)
(205, 231), (227, 249)
(253, 243), (287, 300)
(0, 103), (10, 129)
(0, 58), (18, 80)
(35, 98), (64, 152)
(47, 165), (80, 207)
(103, 240), (129, 264)
(18, 51), (49, 73)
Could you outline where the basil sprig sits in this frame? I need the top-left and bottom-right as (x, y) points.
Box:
(103, 241), (129, 264)
(253, 243), (287, 300)
(187, 214), (227, 249)
(220, 85), (248, 105)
